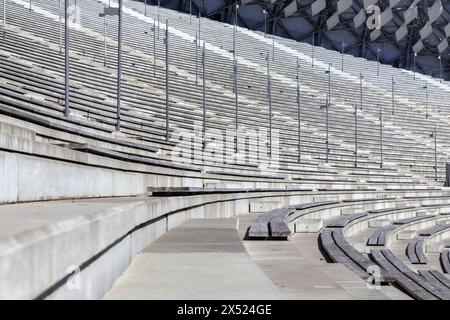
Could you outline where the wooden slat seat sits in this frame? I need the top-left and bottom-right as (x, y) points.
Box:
(319, 228), (393, 283)
(326, 213), (367, 228)
(367, 216), (435, 246)
(370, 249), (446, 300)
(418, 270), (450, 291)
(440, 249), (450, 274)
(248, 208), (296, 239)
(406, 236), (428, 264)
(367, 205), (416, 214)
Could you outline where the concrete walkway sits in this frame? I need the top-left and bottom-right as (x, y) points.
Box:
(104, 215), (411, 300)
(239, 214), (409, 300)
(104, 218), (282, 299)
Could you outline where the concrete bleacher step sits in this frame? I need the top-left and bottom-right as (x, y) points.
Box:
(294, 219), (323, 233)
(249, 201), (282, 213)
(369, 219), (391, 228)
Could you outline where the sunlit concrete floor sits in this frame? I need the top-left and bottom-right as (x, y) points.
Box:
(104, 215), (411, 300)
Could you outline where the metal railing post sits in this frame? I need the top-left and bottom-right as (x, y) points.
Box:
(296, 58), (301, 163)
(379, 105), (383, 168)
(64, 0), (70, 117)
(267, 52), (272, 158)
(116, 0), (123, 131)
(165, 20), (170, 141)
(354, 102), (358, 167)
(202, 42), (206, 150)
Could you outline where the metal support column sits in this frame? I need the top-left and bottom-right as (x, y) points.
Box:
(64, 0), (70, 117)
(379, 105), (383, 168)
(198, 11), (201, 48)
(267, 52), (272, 157)
(153, 20), (156, 77)
(425, 81), (429, 118)
(354, 102), (358, 167)
(195, 31), (198, 85)
(234, 59), (238, 152)
(433, 125), (437, 181)
(439, 55), (442, 83)
(377, 46), (380, 76)
(3, 0), (6, 39)
(327, 63), (331, 106)
(116, 0), (123, 131)
(296, 58), (301, 162)
(157, 0), (160, 39)
(103, 13), (107, 67)
(165, 20), (170, 141)
(202, 42), (206, 150)
(59, 0), (62, 53)
(360, 72), (363, 110)
(391, 76), (395, 115)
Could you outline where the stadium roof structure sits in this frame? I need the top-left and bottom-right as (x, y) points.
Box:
(151, 0), (450, 80)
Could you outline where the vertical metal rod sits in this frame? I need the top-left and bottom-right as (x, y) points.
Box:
(325, 95), (329, 163)
(73, 0), (77, 23)
(144, 0), (147, 16)
(311, 33), (314, 67)
(3, 0), (6, 39)
(233, 4), (236, 61)
(234, 59), (239, 147)
(425, 81), (429, 118)
(341, 40), (344, 72)
(391, 76), (394, 115)
(189, 0), (192, 24)
(379, 105), (383, 168)
(434, 124), (437, 181)
(202, 42), (206, 150)
(103, 13), (107, 67)
(377, 48), (380, 76)
(29, 0), (31, 10)
(59, 0), (62, 53)
(327, 63), (331, 106)
(263, 10), (266, 38)
(195, 31), (198, 85)
(116, 0), (122, 131)
(157, 0), (160, 40)
(64, 0), (70, 117)
(413, 52), (416, 80)
(153, 20), (156, 77)
(198, 11), (201, 48)
(165, 19), (170, 141)
(354, 102), (357, 167)
(267, 52), (272, 157)
(296, 58), (301, 163)
(359, 72), (363, 110)
(439, 55), (442, 83)
(272, 23), (274, 62)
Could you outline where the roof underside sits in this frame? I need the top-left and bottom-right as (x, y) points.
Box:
(147, 0), (450, 80)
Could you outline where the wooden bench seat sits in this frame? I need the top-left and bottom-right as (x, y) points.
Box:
(370, 249), (450, 300)
(319, 228), (393, 283)
(248, 208), (296, 240)
(326, 213), (367, 228)
(367, 205), (416, 214)
(440, 249), (450, 274)
(367, 216), (436, 246)
(406, 236), (428, 264)
(418, 270), (450, 291)
(147, 186), (312, 196)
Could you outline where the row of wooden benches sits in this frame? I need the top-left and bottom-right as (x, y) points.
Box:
(406, 224), (450, 264)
